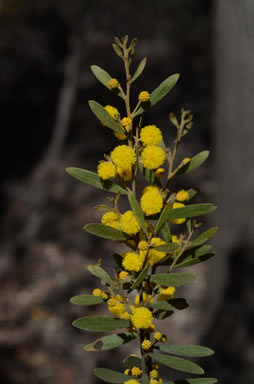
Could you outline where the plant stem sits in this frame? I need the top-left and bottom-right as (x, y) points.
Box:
(168, 228), (194, 272)
(123, 47), (131, 119)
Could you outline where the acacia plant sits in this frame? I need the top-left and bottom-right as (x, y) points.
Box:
(66, 36), (217, 384)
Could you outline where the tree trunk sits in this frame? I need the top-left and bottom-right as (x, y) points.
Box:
(203, 2), (254, 383)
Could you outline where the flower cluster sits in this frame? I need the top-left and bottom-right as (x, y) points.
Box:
(68, 35), (217, 384)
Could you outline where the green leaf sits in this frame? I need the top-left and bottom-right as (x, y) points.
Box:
(142, 374), (150, 384)
(90, 65), (111, 90)
(73, 317), (130, 332)
(160, 344), (214, 357)
(139, 162), (155, 183)
(154, 309), (174, 320)
(112, 43), (124, 59)
(150, 272), (195, 287)
(123, 355), (142, 369)
(69, 294), (104, 306)
(187, 188), (198, 200)
(186, 219), (192, 234)
(91, 65), (124, 99)
(84, 332), (136, 352)
(84, 223), (129, 241)
(65, 168), (127, 195)
(175, 245), (215, 268)
(166, 204), (216, 220)
(131, 57), (147, 83)
(187, 238), (209, 250)
(136, 74), (180, 116)
(148, 353), (204, 375)
(176, 151), (210, 176)
(95, 204), (113, 212)
(177, 252), (215, 268)
(94, 368), (132, 383)
(169, 112), (179, 128)
(188, 227), (218, 249)
(165, 379), (218, 384)
(130, 266), (149, 290)
(128, 192), (149, 237)
(151, 298), (189, 311)
(129, 37), (138, 55)
(88, 100), (124, 133)
(153, 243), (179, 253)
(87, 264), (115, 288)
(155, 205), (172, 234)
(161, 221), (171, 242)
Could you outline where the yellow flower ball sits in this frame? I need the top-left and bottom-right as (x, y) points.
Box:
(142, 339), (152, 351)
(121, 311), (130, 320)
(107, 298), (116, 307)
(153, 332), (162, 341)
(111, 145), (136, 169)
(115, 294), (124, 301)
(97, 161), (116, 180)
(171, 235), (181, 252)
(124, 369), (131, 375)
(147, 238), (166, 266)
(122, 117), (132, 128)
(157, 286), (176, 302)
(171, 235), (179, 243)
(183, 157), (191, 165)
(108, 78), (119, 88)
(138, 91), (150, 102)
(142, 292), (153, 304)
(141, 145), (165, 170)
(161, 335), (167, 343)
(150, 380), (159, 384)
(92, 288), (102, 297)
(150, 369), (159, 379)
(101, 211), (121, 229)
(170, 202), (186, 224)
(107, 296), (127, 318)
(130, 307), (153, 329)
(147, 324), (155, 333)
(141, 186), (163, 216)
(161, 286), (175, 295)
(120, 210), (141, 235)
(140, 125), (162, 146)
(138, 240), (149, 251)
(134, 294), (140, 306)
(114, 117), (132, 141)
(176, 189), (189, 202)
(124, 380), (139, 384)
(104, 105), (120, 119)
(101, 291), (109, 300)
(131, 366), (142, 378)
(117, 166), (133, 181)
(122, 252), (143, 272)
(119, 271), (129, 280)
(155, 168), (165, 179)
(108, 302), (127, 318)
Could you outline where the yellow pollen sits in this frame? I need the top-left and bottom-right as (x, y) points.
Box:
(108, 78), (119, 88)
(138, 91), (150, 102)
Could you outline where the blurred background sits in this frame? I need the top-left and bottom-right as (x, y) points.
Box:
(0, 0), (253, 383)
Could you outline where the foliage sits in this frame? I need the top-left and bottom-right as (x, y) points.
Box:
(67, 36), (217, 384)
